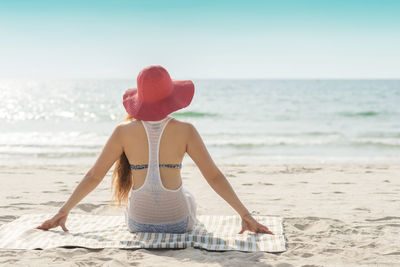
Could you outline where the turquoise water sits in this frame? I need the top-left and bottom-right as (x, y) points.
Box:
(1, 79), (399, 165)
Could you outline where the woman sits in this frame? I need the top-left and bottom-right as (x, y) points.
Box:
(36, 65), (274, 235)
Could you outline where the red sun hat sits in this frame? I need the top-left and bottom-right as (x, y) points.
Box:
(123, 65), (195, 121)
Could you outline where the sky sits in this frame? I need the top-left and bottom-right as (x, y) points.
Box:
(0, 0), (399, 79)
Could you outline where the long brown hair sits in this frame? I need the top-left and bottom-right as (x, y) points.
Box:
(111, 113), (136, 207)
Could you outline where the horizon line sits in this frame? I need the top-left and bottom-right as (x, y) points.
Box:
(1, 77), (400, 81)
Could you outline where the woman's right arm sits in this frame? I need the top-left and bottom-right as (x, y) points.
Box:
(186, 123), (273, 234)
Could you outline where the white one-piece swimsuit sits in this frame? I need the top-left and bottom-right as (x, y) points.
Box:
(124, 116), (197, 233)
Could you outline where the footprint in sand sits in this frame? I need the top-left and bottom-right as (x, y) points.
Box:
(260, 182), (274, 186)
(293, 223), (313, 231)
(353, 207), (370, 212)
(365, 216), (400, 222)
(76, 203), (103, 212)
(6, 196), (21, 199)
(323, 248), (344, 253)
(275, 263), (294, 267)
(0, 205), (30, 210)
(0, 215), (17, 222)
(384, 251), (400, 256)
(41, 201), (64, 207)
(376, 224), (400, 230)
(11, 203), (35, 206)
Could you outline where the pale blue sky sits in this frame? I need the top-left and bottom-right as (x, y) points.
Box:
(0, 0), (399, 79)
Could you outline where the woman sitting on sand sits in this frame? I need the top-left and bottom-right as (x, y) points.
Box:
(36, 65), (273, 235)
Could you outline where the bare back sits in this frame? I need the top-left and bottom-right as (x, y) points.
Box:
(87, 115), (221, 194)
(119, 117), (191, 190)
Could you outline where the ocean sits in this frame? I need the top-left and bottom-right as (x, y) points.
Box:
(1, 79), (399, 165)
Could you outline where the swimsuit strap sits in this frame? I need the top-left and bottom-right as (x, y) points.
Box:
(130, 164), (148, 170)
(130, 163), (182, 170)
(159, 163), (182, 169)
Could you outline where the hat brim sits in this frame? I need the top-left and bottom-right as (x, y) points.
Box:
(123, 80), (195, 121)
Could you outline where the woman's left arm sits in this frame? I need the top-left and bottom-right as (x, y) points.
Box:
(36, 124), (124, 231)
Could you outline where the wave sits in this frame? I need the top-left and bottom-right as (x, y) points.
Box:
(171, 111), (217, 117)
(1, 137), (399, 153)
(350, 139), (400, 148)
(207, 138), (400, 148)
(205, 131), (343, 137)
(207, 139), (335, 147)
(338, 111), (379, 117)
(357, 133), (400, 139)
(1, 141), (399, 162)
(0, 151), (99, 158)
(0, 144), (102, 149)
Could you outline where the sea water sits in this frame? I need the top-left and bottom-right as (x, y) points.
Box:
(0, 79), (399, 165)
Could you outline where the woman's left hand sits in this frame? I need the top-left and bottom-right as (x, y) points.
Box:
(35, 210), (69, 232)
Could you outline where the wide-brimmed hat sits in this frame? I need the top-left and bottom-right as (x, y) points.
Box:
(123, 65), (195, 121)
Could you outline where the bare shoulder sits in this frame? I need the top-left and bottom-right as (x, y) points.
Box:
(116, 120), (134, 129)
(169, 117), (192, 127)
(114, 120), (142, 137)
(168, 117), (195, 135)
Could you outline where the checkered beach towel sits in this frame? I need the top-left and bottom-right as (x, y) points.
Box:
(0, 214), (286, 252)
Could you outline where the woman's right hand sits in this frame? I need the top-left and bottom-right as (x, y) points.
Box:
(238, 213), (274, 235)
(35, 210), (69, 232)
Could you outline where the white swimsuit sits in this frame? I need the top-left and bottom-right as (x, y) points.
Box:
(124, 116), (197, 233)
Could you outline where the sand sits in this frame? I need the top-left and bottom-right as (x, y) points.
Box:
(0, 161), (399, 266)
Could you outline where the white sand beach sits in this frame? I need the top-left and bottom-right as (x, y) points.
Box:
(1, 162), (399, 266)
